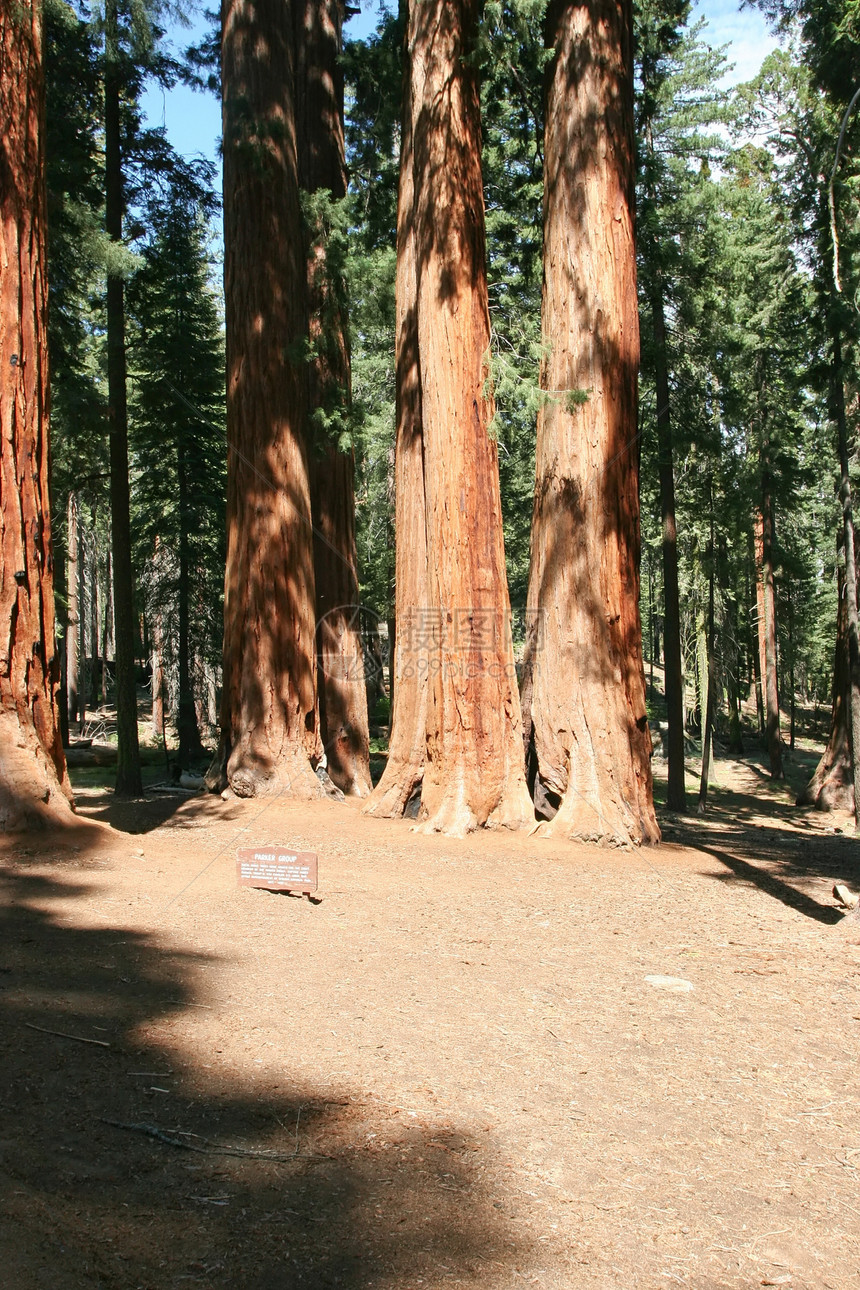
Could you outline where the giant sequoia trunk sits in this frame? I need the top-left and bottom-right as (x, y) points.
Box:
(105, 0), (141, 796)
(364, 29), (430, 819)
(296, 0), (371, 797)
(368, 0), (532, 834)
(412, 0), (531, 833)
(213, 0), (322, 799)
(0, 0), (73, 829)
(521, 0), (659, 846)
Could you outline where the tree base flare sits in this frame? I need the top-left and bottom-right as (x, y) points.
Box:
(0, 713), (75, 833)
(534, 776), (661, 849)
(207, 739), (325, 802)
(416, 772), (534, 839)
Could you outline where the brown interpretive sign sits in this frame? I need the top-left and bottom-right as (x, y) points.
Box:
(236, 848), (318, 894)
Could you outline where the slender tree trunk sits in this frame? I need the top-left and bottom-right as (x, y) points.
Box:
(651, 282), (685, 810)
(787, 577), (795, 751)
(213, 0), (322, 799)
(105, 0), (141, 794)
(101, 546), (110, 706)
(66, 490), (80, 726)
(177, 436), (203, 765)
(89, 532), (99, 710)
(752, 519), (766, 737)
(296, 0), (372, 797)
(799, 561), (853, 809)
(364, 5), (431, 820)
(522, 0), (658, 846)
(54, 496), (69, 747)
(760, 467), (783, 778)
(698, 499), (716, 812)
(0, 0), (73, 828)
(151, 540), (165, 740)
(648, 555), (654, 697)
(831, 317), (860, 827)
(726, 587), (743, 754)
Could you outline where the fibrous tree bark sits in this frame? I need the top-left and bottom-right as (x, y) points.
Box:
(296, 0), (371, 797)
(368, 0), (532, 834)
(213, 0), (322, 799)
(105, 0), (142, 796)
(521, 0), (659, 846)
(364, 3), (430, 820)
(0, 0), (73, 830)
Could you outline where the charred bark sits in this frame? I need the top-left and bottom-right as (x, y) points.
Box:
(522, 0), (659, 846)
(213, 0), (322, 800)
(297, 0), (372, 797)
(0, 0), (73, 829)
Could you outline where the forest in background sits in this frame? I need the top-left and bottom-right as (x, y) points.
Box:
(4, 0), (860, 839)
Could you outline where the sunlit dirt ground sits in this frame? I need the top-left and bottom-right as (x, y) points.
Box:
(1, 740), (859, 1289)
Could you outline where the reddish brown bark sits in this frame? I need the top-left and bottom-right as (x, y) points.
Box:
(364, 6), (430, 820)
(213, 0), (322, 800)
(0, 0), (73, 829)
(363, 7), (430, 815)
(368, 0), (531, 834)
(411, 0), (531, 833)
(297, 0), (371, 797)
(521, 0), (659, 846)
(798, 565), (852, 811)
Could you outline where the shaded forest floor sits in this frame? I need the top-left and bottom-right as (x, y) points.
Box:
(2, 723), (860, 1289)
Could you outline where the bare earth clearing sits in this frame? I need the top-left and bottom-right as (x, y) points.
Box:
(2, 747), (859, 1290)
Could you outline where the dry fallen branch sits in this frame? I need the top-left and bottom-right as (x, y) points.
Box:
(25, 1022), (110, 1048)
(99, 1118), (331, 1163)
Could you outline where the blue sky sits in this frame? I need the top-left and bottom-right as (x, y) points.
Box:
(139, 0), (780, 169)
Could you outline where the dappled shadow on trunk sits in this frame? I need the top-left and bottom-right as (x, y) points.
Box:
(0, 844), (526, 1287)
(216, 0), (321, 803)
(389, 0), (532, 835)
(520, 0), (657, 848)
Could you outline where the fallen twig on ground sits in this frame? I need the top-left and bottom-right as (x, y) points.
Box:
(99, 1118), (332, 1163)
(25, 1022), (110, 1048)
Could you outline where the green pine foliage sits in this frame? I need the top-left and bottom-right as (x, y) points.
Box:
(127, 164), (226, 738)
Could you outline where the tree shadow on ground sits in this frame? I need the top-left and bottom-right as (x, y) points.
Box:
(668, 805), (860, 925)
(73, 787), (227, 836)
(0, 847), (524, 1289)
